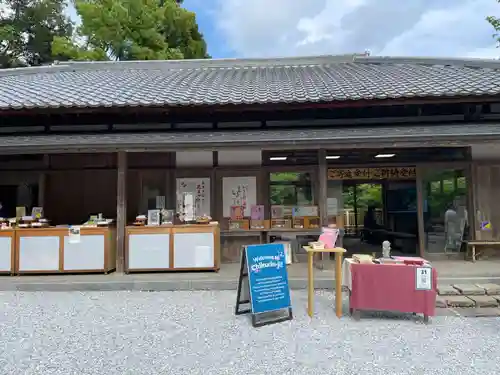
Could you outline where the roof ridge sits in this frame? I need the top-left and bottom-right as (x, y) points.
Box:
(0, 54), (366, 77)
(354, 55), (500, 69)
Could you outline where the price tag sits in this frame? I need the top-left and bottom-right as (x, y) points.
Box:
(415, 267), (432, 290)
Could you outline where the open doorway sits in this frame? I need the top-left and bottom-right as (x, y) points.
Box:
(341, 181), (418, 256)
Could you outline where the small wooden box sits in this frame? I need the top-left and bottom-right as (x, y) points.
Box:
(250, 219), (270, 229)
(271, 219), (291, 229)
(293, 217), (305, 229)
(305, 216), (320, 229)
(229, 219), (249, 230)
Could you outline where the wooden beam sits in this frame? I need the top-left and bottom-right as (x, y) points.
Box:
(116, 151), (127, 273)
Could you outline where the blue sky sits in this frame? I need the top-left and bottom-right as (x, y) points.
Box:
(65, 0), (500, 59)
(182, 0), (234, 58)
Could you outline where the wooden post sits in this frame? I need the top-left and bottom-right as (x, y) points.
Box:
(307, 250), (314, 317)
(116, 151), (127, 273)
(318, 149), (329, 266)
(416, 166), (426, 258)
(335, 252), (343, 318)
(37, 154), (50, 207)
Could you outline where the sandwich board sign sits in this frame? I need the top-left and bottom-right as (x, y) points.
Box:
(234, 243), (293, 327)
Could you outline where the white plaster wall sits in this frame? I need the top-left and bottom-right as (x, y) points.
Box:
(471, 143), (500, 160)
(175, 151), (213, 167)
(217, 150), (262, 166)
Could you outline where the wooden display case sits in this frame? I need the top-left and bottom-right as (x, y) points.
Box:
(125, 224), (220, 273)
(0, 229), (15, 275)
(15, 227), (116, 275)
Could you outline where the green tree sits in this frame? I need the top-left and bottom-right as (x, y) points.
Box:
(0, 0), (73, 68)
(52, 0), (210, 61)
(487, 3), (500, 46)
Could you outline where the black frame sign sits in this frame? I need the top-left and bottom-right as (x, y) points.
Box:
(235, 243), (293, 328)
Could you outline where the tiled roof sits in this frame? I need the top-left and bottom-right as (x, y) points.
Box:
(1, 55), (500, 110)
(0, 123), (498, 152)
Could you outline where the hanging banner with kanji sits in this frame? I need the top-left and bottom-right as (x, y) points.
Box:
(327, 167), (416, 180)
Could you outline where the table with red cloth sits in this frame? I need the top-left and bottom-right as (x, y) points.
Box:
(348, 262), (437, 322)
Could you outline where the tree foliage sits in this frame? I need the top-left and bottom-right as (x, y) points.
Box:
(0, 0), (73, 68)
(52, 0), (210, 61)
(487, 1), (500, 47)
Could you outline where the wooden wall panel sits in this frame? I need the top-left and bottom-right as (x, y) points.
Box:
(126, 170), (140, 223)
(45, 170), (117, 225)
(83, 170), (117, 220)
(474, 164), (500, 240)
(45, 171), (85, 224)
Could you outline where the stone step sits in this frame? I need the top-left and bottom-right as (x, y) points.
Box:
(474, 283), (500, 295)
(442, 295), (475, 308)
(451, 284), (486, 295)
(436, 295), (500, 308)
(437, 283), (500, 297)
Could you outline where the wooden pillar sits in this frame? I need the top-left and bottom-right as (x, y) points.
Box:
(211, 151), (217, 218)
(465, 161), (476, 237)
(116, 151), (127, 273)
(38, 154), (50, 207)
(416, 166), (426, 258)
(318, 149), (330, 265)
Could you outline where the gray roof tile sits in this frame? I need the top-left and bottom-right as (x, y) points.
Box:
(1, 55), (500, 110)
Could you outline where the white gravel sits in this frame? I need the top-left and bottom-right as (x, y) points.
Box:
(0, 290), (498, 375)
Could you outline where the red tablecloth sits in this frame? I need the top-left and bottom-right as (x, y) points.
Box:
(349, 263), (437, 316)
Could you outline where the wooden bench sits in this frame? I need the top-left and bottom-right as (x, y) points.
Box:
(465, 240), (500, 262)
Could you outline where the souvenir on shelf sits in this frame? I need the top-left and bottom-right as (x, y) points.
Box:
(178, 192), (196, 224)
(292, 208), (305, 229)
(161, 209), (174, 225)
(229, 205), (249, 230)
(96, 218), (113, 227)
(292, 206), (320, 229)
(271, 205), (293, 229)
(147, 209), (160, 226)
(305, 217), (320, 229)
(15, 206), (26, 219)
(133, 215), (147, 226)
(82, 213), (112, 227)
(250, 205), (267, 229)
(196, 214), (212, 224)
(31, 207), (44, 219)
(31, 218), (49, 228)
(0, 218), (8, 229)
(18, 216), (34, 228)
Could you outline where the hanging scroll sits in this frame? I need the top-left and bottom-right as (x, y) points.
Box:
(176, 178), (211, 216)
(222, 176), (257, 217)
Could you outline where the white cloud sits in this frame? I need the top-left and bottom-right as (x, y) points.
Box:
(214, 0), (500, 58)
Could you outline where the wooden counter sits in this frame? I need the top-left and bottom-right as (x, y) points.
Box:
(0, 229), (15, 275)
(15, 227), (116, 275)
(125, 224), (220, 273)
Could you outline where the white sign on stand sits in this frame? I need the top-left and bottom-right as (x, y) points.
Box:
(415, 267), (432, 290)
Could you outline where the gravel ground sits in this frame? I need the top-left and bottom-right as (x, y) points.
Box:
(0, 290), (498, 375)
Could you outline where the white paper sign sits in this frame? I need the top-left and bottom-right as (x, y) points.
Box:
(68, 226), (81, 244)
(415, 267), (432, 290)
(222, 176), (257, 217)
(176, 178), (211, 216)
(327, 198), (338, 216)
